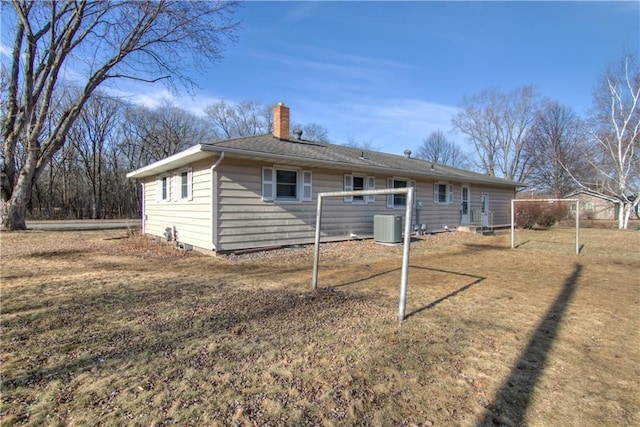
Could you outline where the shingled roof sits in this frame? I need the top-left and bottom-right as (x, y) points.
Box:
(128, 103), (523, 188)
(203, 133), (522, 187)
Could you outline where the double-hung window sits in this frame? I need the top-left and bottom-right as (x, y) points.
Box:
(157, 174), (171, 202)
(176, 168), (193, 201)
(156, 169), (192, 203)
(434, 182), (454, 204)
(386, 177), (415, 208)
(343, 174), (375, 203)
(262, 166), (312, 202)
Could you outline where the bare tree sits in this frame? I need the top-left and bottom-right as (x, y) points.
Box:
(452, 85), (540, 182)
(205, 100), (274, 139)
(582, 52), (639, 229)
(126, 101), (215, 164)
(67, 91), (124, 219)
(1, 0), (239, 230)
(526, 102), (587, 197)
(291, 122), (330, 143)
(415, 130), (470, 169)
(343, 136), (380, 151)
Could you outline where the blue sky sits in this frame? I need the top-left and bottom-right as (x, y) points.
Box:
(172, 0), (639, 155)
(3, 1), (639, 156)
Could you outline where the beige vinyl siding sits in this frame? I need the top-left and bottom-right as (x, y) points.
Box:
(217, 160), (408, 251)
(215, 160), (517, 250)
(142, 158), (213, 250)
(469, 185), (515, 226)
(139, 156), (517, 252)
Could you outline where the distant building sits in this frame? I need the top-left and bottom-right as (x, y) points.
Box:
(565, 190), (620, 220)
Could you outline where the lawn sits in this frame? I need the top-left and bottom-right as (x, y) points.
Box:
(1, 227), (638, 426)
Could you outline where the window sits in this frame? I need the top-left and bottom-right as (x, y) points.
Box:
(344, 174), (375, 203)
(353, 176), (365, 201)
(277, 169), (297, 200)
(157, 169), (192, 203)
(586, 202), (594, 212)
(157, 174), (170, 202)
(393, 180), (407, 206)
(262, 167), (312, 202)
(386, 177), (415, 208)
(433, 182), (454, 204)
(181, 171), (189, 199)
(176, 168), (192, 201)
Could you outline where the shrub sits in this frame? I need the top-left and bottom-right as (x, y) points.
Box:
(515, 201), (569, 229)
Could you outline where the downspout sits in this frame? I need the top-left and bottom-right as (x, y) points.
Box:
(210, 152), (225, 250)
(140, 182), (145, 235)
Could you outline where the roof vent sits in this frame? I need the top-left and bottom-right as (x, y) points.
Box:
(404, 149), (412, 158)
(293, 128), (303, 140)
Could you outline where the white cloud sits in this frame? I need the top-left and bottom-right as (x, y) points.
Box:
(294, 97), (462, 155)
(102, 84), (221, 117)
(0, 43), (11, 57)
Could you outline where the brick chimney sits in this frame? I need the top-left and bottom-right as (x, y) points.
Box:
(273, 102), (290, 140)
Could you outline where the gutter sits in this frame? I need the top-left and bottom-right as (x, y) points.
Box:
(210, 152), (225, 251)
(126, 145), (207, 178)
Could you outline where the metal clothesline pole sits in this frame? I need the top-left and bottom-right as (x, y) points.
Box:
(312, 187), (415, 322)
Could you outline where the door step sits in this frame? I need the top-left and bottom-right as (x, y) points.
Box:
(458, 225), (494, 235)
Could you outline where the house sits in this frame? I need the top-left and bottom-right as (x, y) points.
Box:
(565, 190), (621, 220)
(126, 103), (523, 253)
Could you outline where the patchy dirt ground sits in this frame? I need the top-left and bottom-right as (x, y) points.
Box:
(1, 227), (639, 426)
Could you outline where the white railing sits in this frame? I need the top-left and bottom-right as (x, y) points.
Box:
(471, 210), (493, 228)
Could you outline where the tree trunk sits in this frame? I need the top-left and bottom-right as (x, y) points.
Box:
(1, 167), (35, 230)
(619, 203), (631, 230)
(47, 164), (53, 219)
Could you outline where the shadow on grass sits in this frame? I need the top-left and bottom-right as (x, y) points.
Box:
(331, 266), (486, 320)
(405, 266), (485, 319)
(331, 267), (401, 288)
(477, 263), (582, 426)
(27, 249), (86, 259)
(463, 243), (510, 251)
(2, 279), (371, 392)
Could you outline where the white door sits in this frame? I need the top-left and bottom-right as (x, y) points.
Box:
(481, 193), (490, 227)
(461, 185), (470, 225)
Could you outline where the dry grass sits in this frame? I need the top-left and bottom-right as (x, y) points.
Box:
(1, 226), (638, 426)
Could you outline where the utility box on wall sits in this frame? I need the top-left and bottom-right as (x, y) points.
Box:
(374, 215), (403, 244)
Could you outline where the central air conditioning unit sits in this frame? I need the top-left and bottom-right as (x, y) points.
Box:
(374, 215), (403, 244)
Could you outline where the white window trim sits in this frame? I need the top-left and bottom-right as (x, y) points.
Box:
(174, 167), (193, 202)
(262, 166), (312, 203)
(434, 181), (454, 205)
(387, 177), (415, 208)
(344, 174), (375, 203)
(156, 173), (171, 202)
